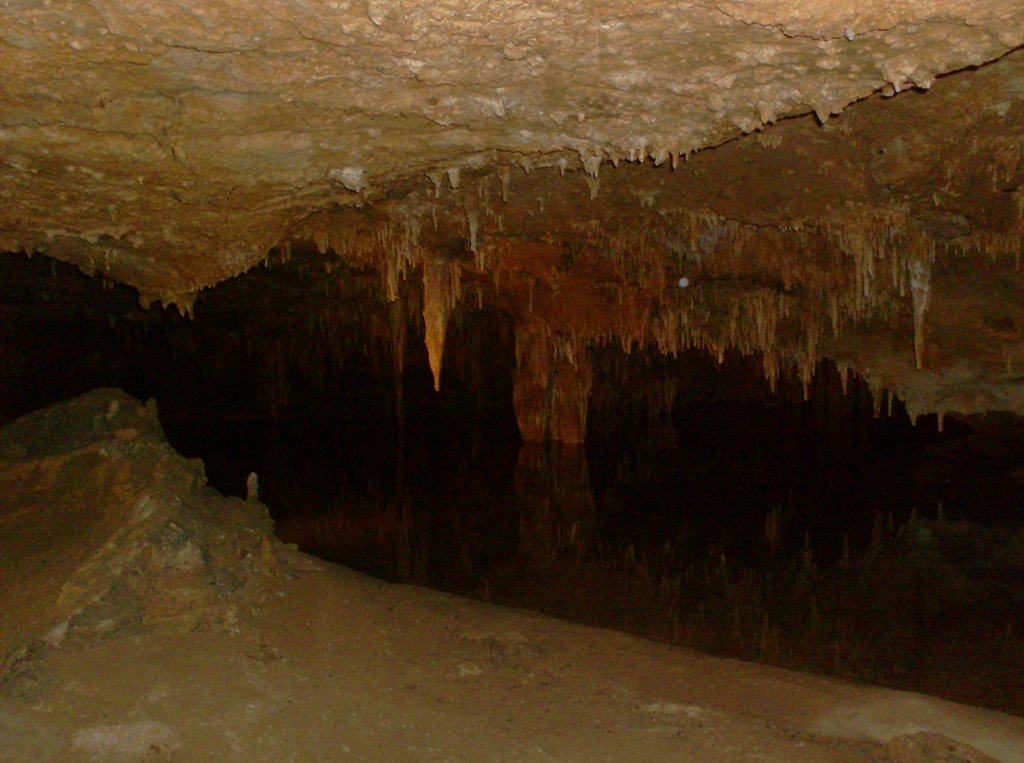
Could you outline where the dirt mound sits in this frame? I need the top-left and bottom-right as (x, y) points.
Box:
(0, 389), (274, 673)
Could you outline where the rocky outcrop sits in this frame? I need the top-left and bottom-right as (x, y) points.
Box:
(0, 389), (274, 668)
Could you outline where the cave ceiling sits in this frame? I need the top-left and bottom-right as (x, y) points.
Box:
(2, 0), (1024, 420)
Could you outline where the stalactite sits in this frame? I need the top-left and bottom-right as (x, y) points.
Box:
(421, 258), (461, 391)
(908, 239), (932, 371)
(581, 153), (601, 178)
(868, 376), (885, 417)
(278, 172), (993, 426)
(498, 165), (512, 203)
(836, 361), (850, 396)
(313, 229), (329, 255)
(464, 191), (482, 265)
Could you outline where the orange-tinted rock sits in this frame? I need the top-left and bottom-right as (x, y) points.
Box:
(513, 321), (592, 444)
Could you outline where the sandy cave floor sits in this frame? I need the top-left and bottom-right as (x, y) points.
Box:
(2, 390), (1024, 763)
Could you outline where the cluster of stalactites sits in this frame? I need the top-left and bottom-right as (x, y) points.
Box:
(289, 204), (869, 404)
(286, 159), (1023, 421)
(812, 207), (1022, 375)
(806, 206), (933, 367)
(579, 205), (1004, 400)
(562, 211), (822, 397)
(295, 208), (427, 303)
(291, 204), (451, 391)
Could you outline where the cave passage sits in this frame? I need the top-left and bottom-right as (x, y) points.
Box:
(3, 247), (1024, 714)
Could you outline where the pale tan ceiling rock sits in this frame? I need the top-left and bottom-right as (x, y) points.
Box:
(715, 0), (1024, 41)
(2, 0), (1022, 306)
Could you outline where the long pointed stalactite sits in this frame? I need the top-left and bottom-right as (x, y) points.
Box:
(422, 259), (456, 392)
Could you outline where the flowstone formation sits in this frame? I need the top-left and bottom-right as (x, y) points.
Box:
(2, 1), (1024, 429)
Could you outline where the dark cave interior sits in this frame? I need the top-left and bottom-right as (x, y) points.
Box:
(3, 246), (1024, 714)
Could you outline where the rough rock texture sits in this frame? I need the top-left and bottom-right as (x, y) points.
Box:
(1, 1), (1024, 419)
(3, 390), (1024, 762)
(0, 388), (273, 666)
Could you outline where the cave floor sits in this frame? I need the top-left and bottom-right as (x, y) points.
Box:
(1, 390), (1023, 762)
(2, 547), (1022, 763)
